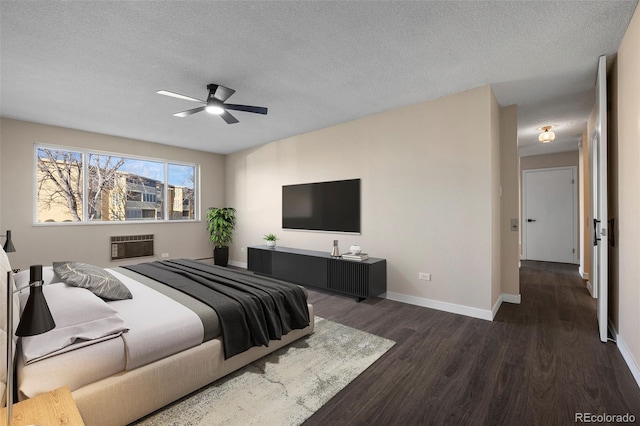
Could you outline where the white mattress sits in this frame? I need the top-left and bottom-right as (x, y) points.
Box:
(18, 268), (205, 399)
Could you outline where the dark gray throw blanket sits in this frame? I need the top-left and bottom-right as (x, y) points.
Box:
(123, 259), (310, 359)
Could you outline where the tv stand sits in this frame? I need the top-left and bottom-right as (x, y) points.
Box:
(247, 246), (386, 301)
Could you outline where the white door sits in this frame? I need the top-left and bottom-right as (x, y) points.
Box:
(592, 55), (608, 343)
(523, 167), (578, 264)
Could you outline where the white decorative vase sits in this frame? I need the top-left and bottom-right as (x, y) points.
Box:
(266, 240), (276, 248)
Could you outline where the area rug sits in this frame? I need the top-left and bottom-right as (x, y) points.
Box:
(133, 317), (395, 426)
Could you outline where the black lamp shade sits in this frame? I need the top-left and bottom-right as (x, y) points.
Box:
(29, 264), (43, 283)
(15, 284), (56, 337)
(3, 230), (16, 253)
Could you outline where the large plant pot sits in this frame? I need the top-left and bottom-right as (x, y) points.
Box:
(213, 246), (229, 267)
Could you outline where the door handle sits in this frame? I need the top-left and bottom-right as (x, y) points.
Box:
(527, 219), (536, 222)
(593, 218), (601, 246)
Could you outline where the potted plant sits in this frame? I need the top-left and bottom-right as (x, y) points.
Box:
(206, 207), (236, 266)
(263, 233), (278, 248)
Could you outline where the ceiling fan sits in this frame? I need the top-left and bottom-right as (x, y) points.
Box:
(157, 84), (268, 124)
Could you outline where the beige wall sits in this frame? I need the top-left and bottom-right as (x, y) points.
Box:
(500, 105), (520, 298)
(490, 88), (501, 308)
(226, 85), (506, 314)
(0, 119), (3, 237)
(0, 118), (225, 269)
(610, 4), (640, 382)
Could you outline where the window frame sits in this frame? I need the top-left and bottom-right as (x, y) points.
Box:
(33, 143), (200, 225)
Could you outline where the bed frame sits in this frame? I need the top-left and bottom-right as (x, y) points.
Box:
(69, 306), (314, 425)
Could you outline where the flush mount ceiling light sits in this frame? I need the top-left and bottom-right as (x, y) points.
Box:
(539, 126), (556, 143)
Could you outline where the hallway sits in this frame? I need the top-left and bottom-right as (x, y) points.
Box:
(304, 261), (640, 425)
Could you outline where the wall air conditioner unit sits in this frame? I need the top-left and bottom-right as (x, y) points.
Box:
(110, 234), (154, 260)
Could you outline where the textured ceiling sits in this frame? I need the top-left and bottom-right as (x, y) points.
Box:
(1, 1), (637, 155)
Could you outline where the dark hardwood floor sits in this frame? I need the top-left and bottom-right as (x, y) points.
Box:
(302, 261), (640, 426)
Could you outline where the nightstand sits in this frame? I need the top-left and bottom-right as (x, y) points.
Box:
(0, 386), (84, 425)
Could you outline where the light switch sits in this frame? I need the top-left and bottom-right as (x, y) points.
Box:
(510, 218), (519, 231)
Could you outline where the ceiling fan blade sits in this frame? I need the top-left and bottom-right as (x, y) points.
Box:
(173, 106), (206, 117)
(224, 104), (268, 115)
(220, 110), (239, 124)
(210, 84), (236, 102)
(157, 90), (204, 103)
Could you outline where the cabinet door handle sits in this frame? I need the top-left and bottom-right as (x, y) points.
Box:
(593, 218), (601, 246)
(527, 219), (536, 222)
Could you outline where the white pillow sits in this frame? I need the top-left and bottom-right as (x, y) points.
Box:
(20, 283), (129, 364)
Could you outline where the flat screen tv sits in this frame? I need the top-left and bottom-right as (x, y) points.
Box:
(282, 179), (361, 233)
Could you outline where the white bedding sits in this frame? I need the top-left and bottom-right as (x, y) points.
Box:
(18, 268), (206, 398)
(103, 269), (204, 370)
(20, 283), (128, 364)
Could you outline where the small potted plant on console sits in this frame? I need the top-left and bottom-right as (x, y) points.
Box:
(264, 233), (278, 248)
(206, 207), (236, 266)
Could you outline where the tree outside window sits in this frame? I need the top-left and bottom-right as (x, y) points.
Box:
(36, 147), (198, 223)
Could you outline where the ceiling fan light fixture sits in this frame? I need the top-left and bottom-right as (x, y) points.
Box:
(158, 83), (265, 124)
(205, 104), (224, 115)
(538, 126), (555, 143)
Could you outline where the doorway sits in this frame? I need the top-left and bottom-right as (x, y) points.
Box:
(522, 166), (578, 264)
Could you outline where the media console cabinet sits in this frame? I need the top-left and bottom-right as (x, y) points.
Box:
(247, 245), (386, 301)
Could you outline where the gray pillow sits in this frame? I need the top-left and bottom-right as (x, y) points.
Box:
(53, 262), (132, 300)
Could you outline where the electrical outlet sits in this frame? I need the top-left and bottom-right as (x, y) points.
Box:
(240, 247), (246, 253)
(419, 272), (431, 281)
(161, 253), (169, 258)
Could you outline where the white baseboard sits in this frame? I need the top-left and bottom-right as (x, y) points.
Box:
(587, 280), (595, 298)
(491, 297), (502, 319)
(614, 331), (640, 390)
(384, 292), (522, 322)
(229, 260), (248, 269)
(502, 293), (521, 304)
(385, 292), (493, 321)
(490, 293), (521, 319)
(579, 267), (589, 280)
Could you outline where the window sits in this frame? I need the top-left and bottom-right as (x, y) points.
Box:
(36, 148), (84, 222)
(168, 164), (196, 220)
(36, 146), (198, 224)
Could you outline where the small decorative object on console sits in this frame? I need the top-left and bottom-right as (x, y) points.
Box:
(330, 240), (341, 257)
(349, 245), (361, 254)
(263, 233), (278, 248)
(342, 252), (369, 261)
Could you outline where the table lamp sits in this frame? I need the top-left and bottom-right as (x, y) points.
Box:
(1, 230), (15, 253)
(5, 265), (55, 425)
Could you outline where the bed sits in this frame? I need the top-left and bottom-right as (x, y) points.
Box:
(1, 251), (314, 425)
